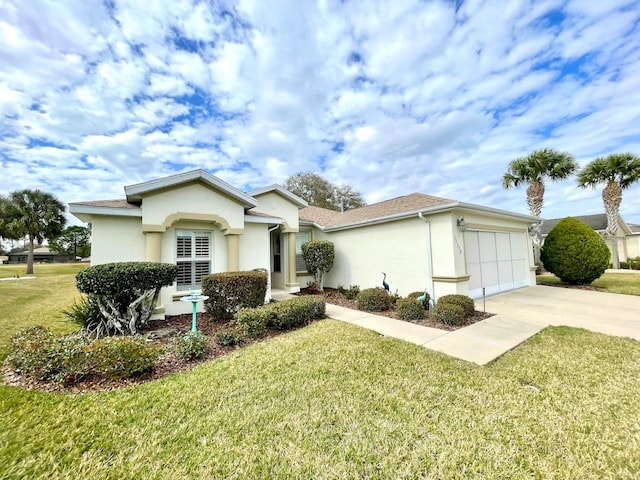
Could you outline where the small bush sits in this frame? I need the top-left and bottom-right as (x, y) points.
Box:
(6, 327), (89, 384)
(388, 291), (402, 304)
(215, 329), (244, 347)
(86, 336), (162, 380)
(431, 303), (467, 326)
(437, 294), (475, 318)
(301, 240), (335, 290)
(407, 291), (431, 309)
(356, 287), (390, 311)
(202, 271), (268, 320)
(175, 331), (208, 360)
(541, 217), (610, 284)
(343, 285), (361, 300)
(268, 296), (326, 330)
(396, 298), (425, 321)
(232, 308), (272, 338)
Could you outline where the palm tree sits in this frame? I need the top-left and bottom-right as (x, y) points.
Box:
(0, 189), (66, 274)
(503, 148), (578, 218)
(577, 153), (640, 269)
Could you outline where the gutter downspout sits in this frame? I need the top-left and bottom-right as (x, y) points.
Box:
(266, 225), (280, 302)
(418, 212), (436, 301)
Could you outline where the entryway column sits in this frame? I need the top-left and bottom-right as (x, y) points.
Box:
(145, 232), (163, 262)
(285, 232), (299, 291)
(227, 233), (240, 271)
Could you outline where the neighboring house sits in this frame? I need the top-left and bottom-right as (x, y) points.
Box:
(539, 214), (633, 262)
(70, 169), (538, 318)
(627, 224), (640, 259)
(7, 246), (72, 264)
(0, 255), (8, 264)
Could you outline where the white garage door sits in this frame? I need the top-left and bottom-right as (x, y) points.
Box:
(465, 231), (528, 298)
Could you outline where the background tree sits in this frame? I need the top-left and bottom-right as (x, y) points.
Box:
(285, 172), (366, 211)
(577, 152), (640, 269)
(50, 225), (91, 259)
(503, 148), (578, 263)
(0, 189), (66, 274)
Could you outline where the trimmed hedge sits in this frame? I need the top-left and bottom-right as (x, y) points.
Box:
(541, 217), (610, 284)
(356, 287), (391, 311)
(437, 294), (475, 318)
(431, 303), (467, 326)
(202, 271), (268, 320)
(231, 296), (326, 332)
(396, 298), (425, 321)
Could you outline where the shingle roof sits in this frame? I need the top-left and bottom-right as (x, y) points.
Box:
(540, 214), (608, 235)
(70, 199), (140, 209)
(299, 193), (456, 229)
(628, 224), (640, 233)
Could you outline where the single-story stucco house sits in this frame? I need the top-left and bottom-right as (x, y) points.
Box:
(626, 224), (640, 259)
(7, 246), (73, 264)
(69, 169), (538, 318)
(539, 214), (633, 263)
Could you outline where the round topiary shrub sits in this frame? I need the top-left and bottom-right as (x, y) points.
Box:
(431, 303), (467, 326)
(396, 298), (425, 321)
(356, 287), (391, 311)
(437, 294), (475, 318)
(407, 291), (431, 309)
(541, 217), (610, 284)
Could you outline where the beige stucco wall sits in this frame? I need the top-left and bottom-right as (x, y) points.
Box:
(90, 216), (145, 265)
(141, 182), (245, 232)
(627, 235), (640, 258)
(252, 192), (300, 231)
(239, 223), (270, 271)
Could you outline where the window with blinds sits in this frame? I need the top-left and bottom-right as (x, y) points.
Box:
(176, 231), (212, 289)
(295, 231), (310, 273)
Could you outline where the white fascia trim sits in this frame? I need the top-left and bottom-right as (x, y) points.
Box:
(244, 215), (284, 224)
(124, 169), (258, 208)
(247, 184), (309, 208)
(453, 202), (539, 223)
(68, 204), (142, 218)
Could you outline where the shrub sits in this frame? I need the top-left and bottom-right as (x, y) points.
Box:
(86, 336), (162, 380)
(202, 270), (268, 320)
(6, 327), (90, 384)
(175, 331), (208, 360)
(356, 287), (390, 311)
(437, 294), (475, 317)
(343, 284), (360, 300)
(6, 327), (162, 384)
(541, 217), (610, 284)
(63, 295), (107, 337)
(215, 329), (244, 347)
(232, 308), (272, 338)
(396, 298), (425, 321)
(431, 303), (467, 326)
(268, 296), (326, 330)
(301, 240), (335, 291)
(76, 262), (178, 335)
(407, 291), (431, 309)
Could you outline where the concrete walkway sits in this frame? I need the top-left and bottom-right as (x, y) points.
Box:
(316, 285), (640, 366)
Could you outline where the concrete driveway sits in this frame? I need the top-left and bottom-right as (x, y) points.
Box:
(483, 285), (640, 341)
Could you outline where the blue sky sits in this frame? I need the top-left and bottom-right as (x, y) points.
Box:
(1, 0), (639, 224)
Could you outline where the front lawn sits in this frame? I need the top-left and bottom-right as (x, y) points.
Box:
(1, 267), (640, 478)
(537, 272), (640, 296)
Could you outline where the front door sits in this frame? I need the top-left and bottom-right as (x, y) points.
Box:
(270, 231), (284, 289)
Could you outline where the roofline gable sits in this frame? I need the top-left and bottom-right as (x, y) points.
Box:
(246, 184), (308, 208)
(124, 169), (258, 208)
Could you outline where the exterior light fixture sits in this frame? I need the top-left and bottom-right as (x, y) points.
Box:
(457, 217), (467, 232)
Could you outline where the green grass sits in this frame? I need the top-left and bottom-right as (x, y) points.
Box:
(0, 263), (87, 358)
(2, 268), (640, 479)
(537, 272), (640, 296)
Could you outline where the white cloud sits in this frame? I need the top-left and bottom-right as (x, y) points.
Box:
(0, 0), (639, 225)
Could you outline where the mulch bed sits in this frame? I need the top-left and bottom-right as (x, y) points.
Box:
(2, 313), (291, 394)
(297, 288), (494, 331)
(4, 290), (493, 393)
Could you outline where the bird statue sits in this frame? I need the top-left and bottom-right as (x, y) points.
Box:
(382, 272), (390, 292)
